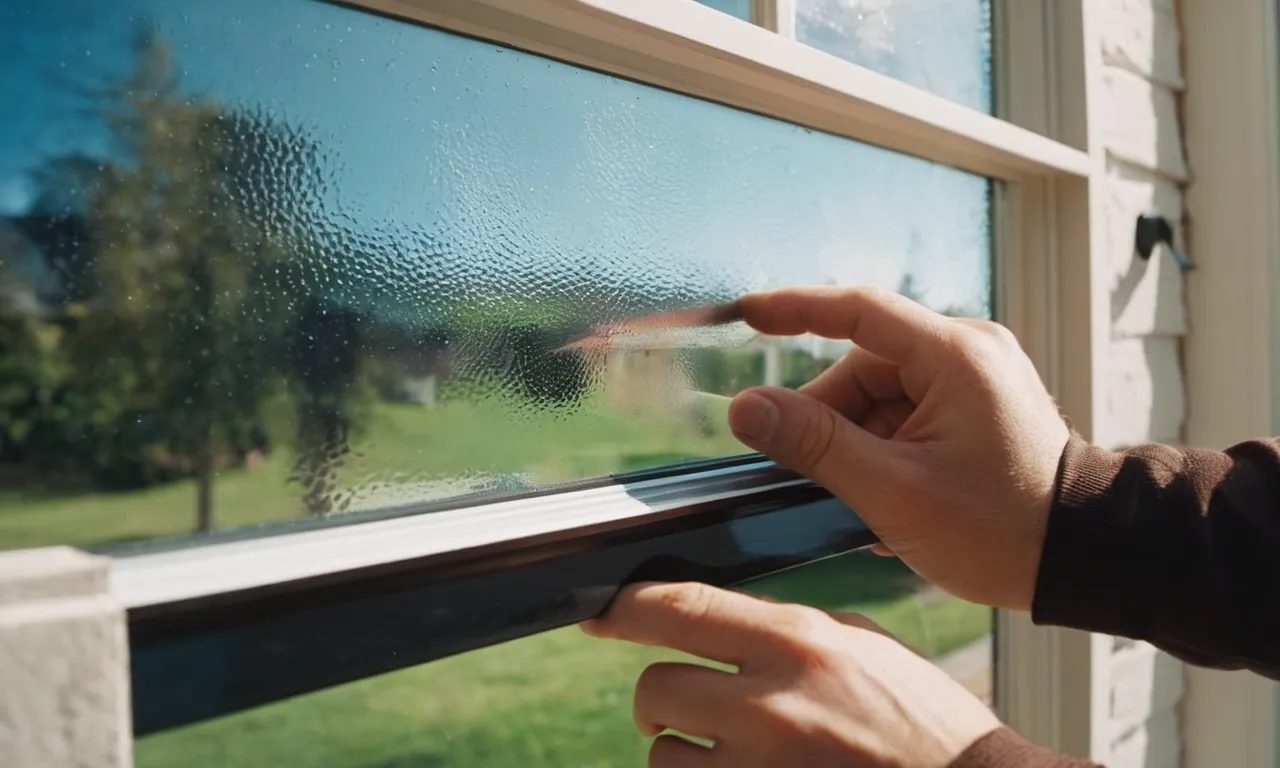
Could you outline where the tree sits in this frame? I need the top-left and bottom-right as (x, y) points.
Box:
(66, 32), (305, 529)
(3, 29), (390, 524)
(286, 299), (374, 517)
(0, 265), (63, 464)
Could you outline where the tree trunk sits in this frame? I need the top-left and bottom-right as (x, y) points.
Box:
(190, 243), (217, 534)
(194, 431), (215, 533)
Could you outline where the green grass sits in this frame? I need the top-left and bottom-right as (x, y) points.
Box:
(2, 396), (991, 768)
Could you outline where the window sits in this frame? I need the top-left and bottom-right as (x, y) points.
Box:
(794, 0), (993, 112)
(2, 0), (988, 551)
(0, 0), (1094, 758)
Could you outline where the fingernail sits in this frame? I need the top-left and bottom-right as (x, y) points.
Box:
(731, 392), (780, 442)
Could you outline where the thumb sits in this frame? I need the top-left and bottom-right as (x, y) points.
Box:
(728, 386), (890, 504)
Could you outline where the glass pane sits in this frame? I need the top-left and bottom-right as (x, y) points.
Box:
(695, 0), (754, 21)
(795, 0), (994, 113)
(133, 551), (992, 766)
(0, 0), (991, 550)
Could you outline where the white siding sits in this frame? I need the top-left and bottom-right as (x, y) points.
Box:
(1095, 0), (1188, 764)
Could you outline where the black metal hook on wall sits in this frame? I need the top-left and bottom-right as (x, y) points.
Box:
(1135, 214), (1194, 272)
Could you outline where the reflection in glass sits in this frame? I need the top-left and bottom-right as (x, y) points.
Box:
(133, 550), (992, 767)
(0, 0), (991, 549)
(796, 0), (994, 113)
(695, 0), (754, 20)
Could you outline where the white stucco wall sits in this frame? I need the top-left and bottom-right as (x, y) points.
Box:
(1095, 0), (1188, 765)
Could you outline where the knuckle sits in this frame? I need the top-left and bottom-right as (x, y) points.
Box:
(963, 320), (1019, 358)
(654, 581), (717, 624)
(796, 406), (839, 469)
(849, 285), (890, 303)
(940, 331), (980, 367)
(769, 605), (837, 661)
(985, 321), (1021, 349)
(740, 689), (794, 732)
(634, 661), (672, 699)
(744, 690), (820, 757)
(945, 328), (1001, 383)
(633, 663), (673, 731)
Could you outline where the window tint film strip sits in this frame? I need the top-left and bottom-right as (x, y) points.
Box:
(120, 466), (876, 735)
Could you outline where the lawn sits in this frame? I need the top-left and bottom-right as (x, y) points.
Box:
(1, 397), (991, 767)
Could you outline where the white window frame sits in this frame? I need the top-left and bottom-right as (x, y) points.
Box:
(992, 0), (1108, 758)
(1179, 0), (1280, 765)
(98, 0), (1118, 757)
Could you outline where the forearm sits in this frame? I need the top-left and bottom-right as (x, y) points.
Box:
(1032, 433), (1280, 678)
(950, 728), (1102, 768)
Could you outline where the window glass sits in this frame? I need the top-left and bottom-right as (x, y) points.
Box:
(695, 0), (754, 21)
(133, 550), (992, 766)
(795, 0), (994, 113)
(0, 0), (991, 550)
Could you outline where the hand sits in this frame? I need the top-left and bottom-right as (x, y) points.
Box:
(728, 287), (1070, 611)
(582, 581), (1001, 767)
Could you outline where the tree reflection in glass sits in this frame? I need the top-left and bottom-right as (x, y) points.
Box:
(0, 0), (991, 548)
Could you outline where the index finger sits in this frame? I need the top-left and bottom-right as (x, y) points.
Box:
(581, 582), (789, 668)
(737, 286), (951, 370)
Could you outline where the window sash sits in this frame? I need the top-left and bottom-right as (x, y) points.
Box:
(346, 0), (1089, 180)
(989, 0), (1103, 757)
(123, 463), (873, 735)
(95, 0), (1099, 744)
(752, 0), (796, 38)
(114, 458), (821, 609)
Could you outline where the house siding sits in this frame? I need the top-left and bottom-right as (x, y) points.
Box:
(1095, 0), (1188, 765)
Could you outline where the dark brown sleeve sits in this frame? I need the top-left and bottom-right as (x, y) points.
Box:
(1032, 432), (1280, 678)
(949, 727), (1102, 768)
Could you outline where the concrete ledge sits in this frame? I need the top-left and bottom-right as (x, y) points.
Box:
(0, 547), (132, 768)
(0, 546), (111, 604)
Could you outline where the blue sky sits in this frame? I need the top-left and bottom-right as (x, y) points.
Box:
(0, 0), (994, 320)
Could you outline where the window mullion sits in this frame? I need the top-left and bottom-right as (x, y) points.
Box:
(752, 0), (795, 39)
(992, 0), (1109, 760)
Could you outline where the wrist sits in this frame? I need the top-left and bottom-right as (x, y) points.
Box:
(1005, 428), (1072, 612)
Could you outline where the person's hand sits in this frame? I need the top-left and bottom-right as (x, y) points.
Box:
(582, 581), (1001, 767)
(728, 287), (1070, 611)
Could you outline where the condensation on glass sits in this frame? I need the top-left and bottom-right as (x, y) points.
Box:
(0, 0), (992, 549)
(795, 0), (994, 113)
